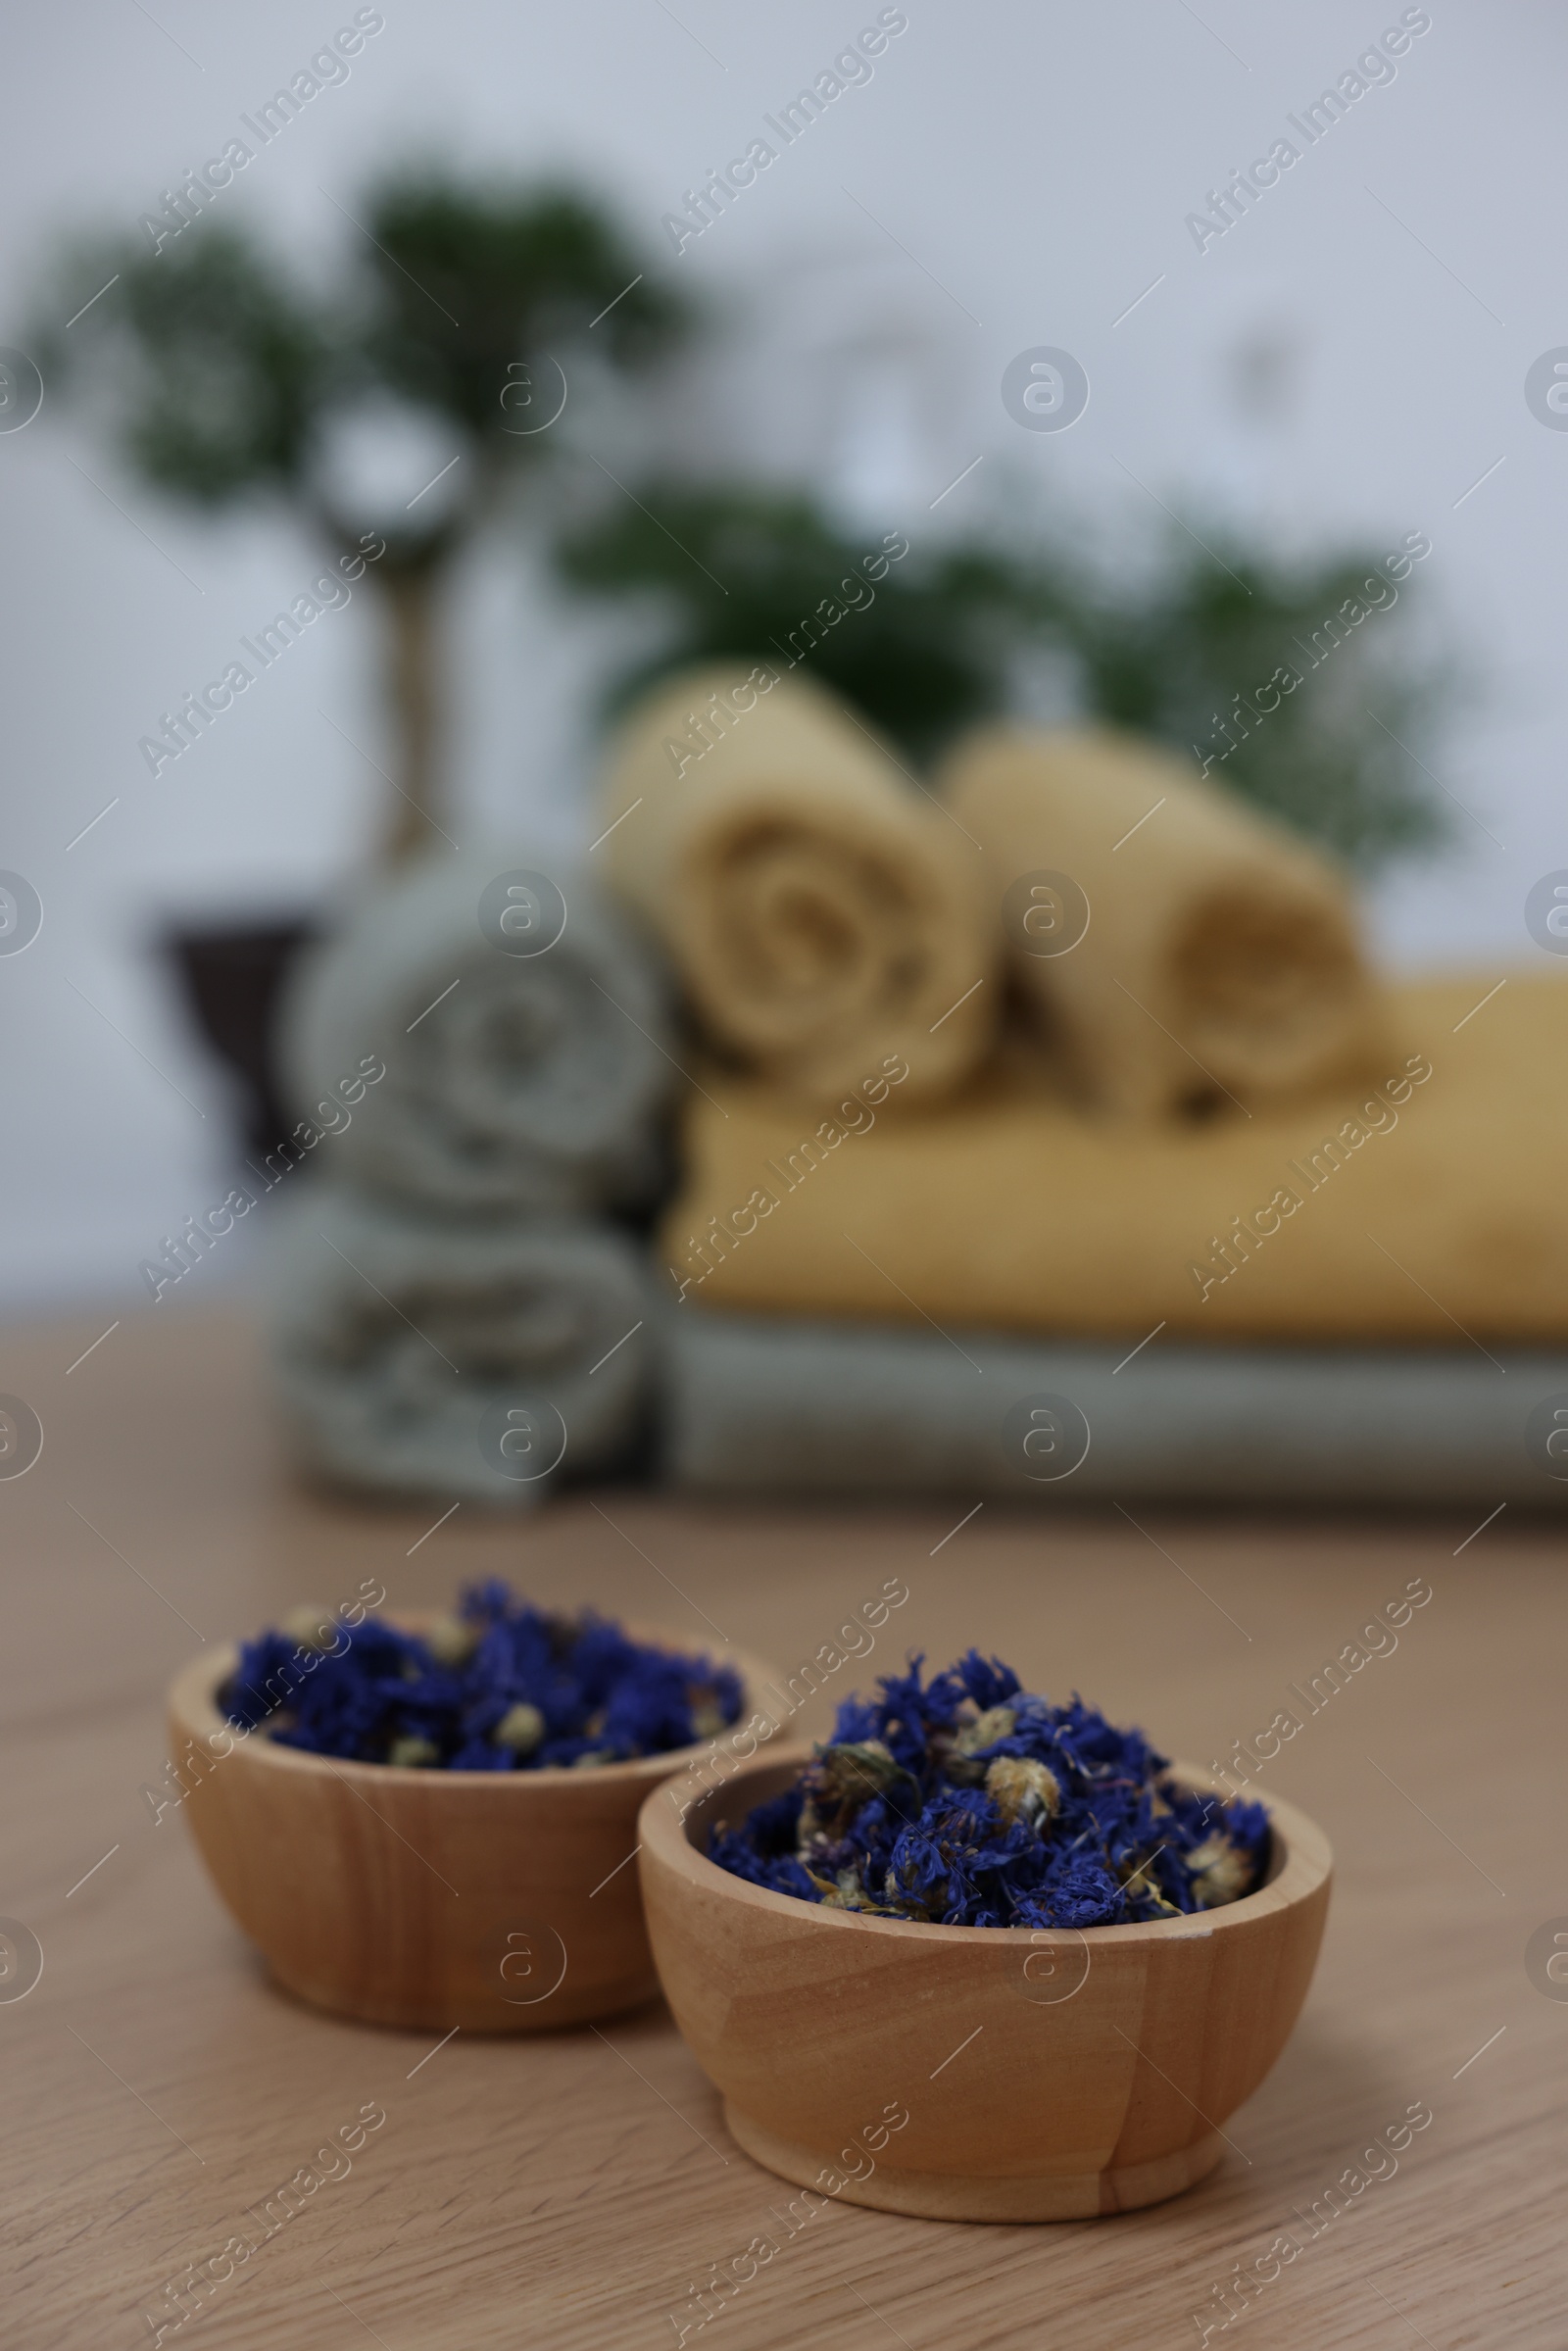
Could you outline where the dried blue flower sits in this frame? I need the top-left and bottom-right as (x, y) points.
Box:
(710, 1653), (1268, 1929)
(224, 1585), (742, 1769)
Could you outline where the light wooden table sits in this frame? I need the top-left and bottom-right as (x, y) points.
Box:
(4, 1303), (1563, 2350)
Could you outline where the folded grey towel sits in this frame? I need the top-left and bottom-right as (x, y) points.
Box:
(280, 847), (671, 1216)
(269, 1190), (650, 1506)
(665, 1307), (1568, 1510)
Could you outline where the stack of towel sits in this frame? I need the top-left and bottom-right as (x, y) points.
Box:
(602, 663), (1568, 1510)
(268, 849), (671, 1505)
(267, 659), (1568, 1511)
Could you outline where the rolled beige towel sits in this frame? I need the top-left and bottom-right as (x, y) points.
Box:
(598, 662), (994, 1104)
(941, 724), (1387, 1118)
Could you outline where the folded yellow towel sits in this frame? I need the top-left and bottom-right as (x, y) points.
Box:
(597, 663), (993, 1104)
(940, 724), (1388, 1118)
(659, 974), (1562, 1343)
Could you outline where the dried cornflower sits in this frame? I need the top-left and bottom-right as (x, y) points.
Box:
(710, 1650), (1268, 1931)
(426, 1614), (480, 1667)
(280, 1604), (339, 1651)
(985, 1755), (1061, 1829)
(389, 1736), (439, 1769)
(493, 1702), (545, 1756)
(1118, 1853), (1181, 1915)
(223, 1582), (743, 1771)
(1186, 1833), (1254, 1908)
(800, 1739), (918, 1846)
(948, 1705), (1019, 1783)
(807, 1864), (906, 1917)
(691, 1693), (730, 1740)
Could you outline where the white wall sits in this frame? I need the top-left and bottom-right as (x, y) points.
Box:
(0, 0), (1560, 1306)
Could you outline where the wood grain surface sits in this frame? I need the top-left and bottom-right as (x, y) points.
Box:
(3, 1300), (1563, 2350)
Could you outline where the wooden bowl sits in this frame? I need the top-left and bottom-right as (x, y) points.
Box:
(167, 1623), (778, 2033)
(639, 1747), (1332, 2222)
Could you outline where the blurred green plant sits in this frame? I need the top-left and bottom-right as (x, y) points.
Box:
(1063, 531), (1447, 869)
(557, 483), (1065, 766)
(34, 173), (687, 857)
(558, 484), (1447, 870)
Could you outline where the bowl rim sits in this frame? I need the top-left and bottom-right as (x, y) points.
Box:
(638, 1740), (1333, 1949)
(166, 1612), (780, 1794)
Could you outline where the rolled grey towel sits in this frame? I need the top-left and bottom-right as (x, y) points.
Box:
(280, 847), (671, 1215)
(269, 1189), (650, 1506)
(666, 1307), (1568, 1510)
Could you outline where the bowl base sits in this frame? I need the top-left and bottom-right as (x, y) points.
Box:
(722, 2103), (1225, 2224)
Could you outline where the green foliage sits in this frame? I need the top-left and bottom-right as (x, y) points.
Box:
(30, 165), (1447, 872)
(35, 171), (687, 533)
(30, 169), (692, 854)
(38, 227), (333, 505)
(557, 484), (1062, 765)
(558, 482), (1448, 870)
(1062, 535), (1447, 869)
(361, 177), (684, 446)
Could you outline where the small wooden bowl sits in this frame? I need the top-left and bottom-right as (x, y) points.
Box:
(639, 1748), (1332, 2222)
(168, 1623), (778, 2033)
